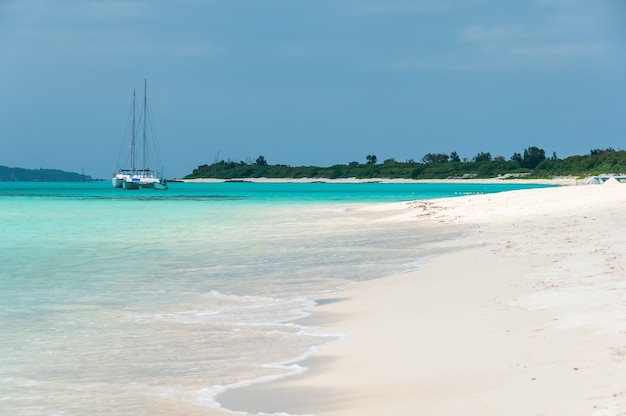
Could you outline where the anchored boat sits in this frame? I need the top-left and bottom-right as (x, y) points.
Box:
(112, 80), (167, 190)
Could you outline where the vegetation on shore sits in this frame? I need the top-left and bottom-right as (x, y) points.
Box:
(4, 146), (623, 182)
(185, 147), (626, 180)
(0, 166), (91, 182)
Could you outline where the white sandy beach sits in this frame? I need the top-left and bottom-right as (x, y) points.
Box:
(219, 180), (626, 415)
(183, 176), (581, 186)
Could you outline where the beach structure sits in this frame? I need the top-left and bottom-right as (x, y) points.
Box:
(586, 175), (626, 184)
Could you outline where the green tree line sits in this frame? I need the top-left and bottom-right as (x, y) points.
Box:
(185, 147), (626, 180)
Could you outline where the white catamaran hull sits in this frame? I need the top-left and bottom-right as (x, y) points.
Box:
(112, 173), (130, 188)
(113, 171), (166, 190)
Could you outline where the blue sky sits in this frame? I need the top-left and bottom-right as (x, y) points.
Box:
(1, 0), (625, 179)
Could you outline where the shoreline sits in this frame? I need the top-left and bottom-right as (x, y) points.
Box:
(218, 182), (626, 415)
(181, 176), (582, 186)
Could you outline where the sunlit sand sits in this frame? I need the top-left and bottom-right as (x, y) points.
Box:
(220, 180), (626, 415)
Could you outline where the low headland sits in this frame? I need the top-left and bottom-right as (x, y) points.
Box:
(0, 165), (91, 182)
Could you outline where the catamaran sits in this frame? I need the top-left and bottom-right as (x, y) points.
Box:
(112, 80), (167, 190)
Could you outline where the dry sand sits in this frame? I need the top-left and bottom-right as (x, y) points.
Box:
(219, 180), (626, 415)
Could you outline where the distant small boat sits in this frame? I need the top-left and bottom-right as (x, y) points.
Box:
(112, 79), (167, 190)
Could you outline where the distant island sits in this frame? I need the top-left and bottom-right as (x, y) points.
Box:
(185, 147), (626, 180)
(0, 166), (91, 182)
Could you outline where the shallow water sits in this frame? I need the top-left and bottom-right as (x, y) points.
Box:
(0, 181), (549, 415)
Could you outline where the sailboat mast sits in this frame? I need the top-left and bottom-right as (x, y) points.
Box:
(130, 90), (136, 172)
(143, 79), (148, 171)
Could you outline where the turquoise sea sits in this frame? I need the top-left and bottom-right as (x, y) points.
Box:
(0, 181), (550, 415)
